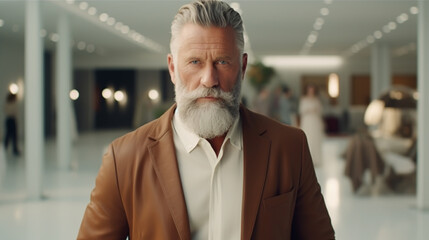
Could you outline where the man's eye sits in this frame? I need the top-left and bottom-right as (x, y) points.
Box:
(190, 60), (199, 64)
(217, 60), (227, 65)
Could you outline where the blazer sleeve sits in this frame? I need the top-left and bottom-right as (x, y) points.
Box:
(77, 144), (129, 240)
(291, 132), (335, 240)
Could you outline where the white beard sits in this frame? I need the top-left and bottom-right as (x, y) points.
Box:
(174, 71), (242, 139)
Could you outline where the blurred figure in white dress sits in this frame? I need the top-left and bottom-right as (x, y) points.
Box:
(299, 85), (324, 166)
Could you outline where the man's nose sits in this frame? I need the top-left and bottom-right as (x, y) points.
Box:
(200, 64), (219, 88)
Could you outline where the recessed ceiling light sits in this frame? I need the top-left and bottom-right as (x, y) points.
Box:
(373, 30), (383, 39)
(79, 2), (88, 10)
(88, 7), (97, 16)
(107, 17), (116, 26)
(324, 0), (333, 4)
(315, 18), (325, 26)
(115, 22), (123, 30)
(50, 33), (60, 42)
(307, 31), (319, 43)
(0, 19), (4, 27)
(86, 44), (95, 53)
(320, 8), (330, 16)
(388, 21), (397, 30)
(99, 13), (109, 22)
(410, 6), (418, 15)
(77, 41), (86, 50)
(121, 25), (130, 34)
(396, 13), (408, 23)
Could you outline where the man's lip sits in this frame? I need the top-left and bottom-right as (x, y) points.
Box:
(198, 96), (219, 101)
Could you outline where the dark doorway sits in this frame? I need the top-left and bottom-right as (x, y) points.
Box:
(95, 69), (136, 129)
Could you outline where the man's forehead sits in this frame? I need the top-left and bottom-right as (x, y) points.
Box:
(176, 24), (237, 51)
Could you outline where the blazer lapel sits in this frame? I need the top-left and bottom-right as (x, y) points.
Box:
(240, 107), (271, 240)
(148, 105), (191, 240)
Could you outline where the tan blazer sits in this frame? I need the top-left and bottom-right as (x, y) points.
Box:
(78, 105), (335, 240)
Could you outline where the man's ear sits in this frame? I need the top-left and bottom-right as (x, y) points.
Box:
(167, 54), (176, 84)
(241, 53), (248, 80)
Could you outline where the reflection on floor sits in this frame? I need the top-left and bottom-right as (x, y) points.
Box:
(0, 130), (428, 240)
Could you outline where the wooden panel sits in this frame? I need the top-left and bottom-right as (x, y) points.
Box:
(392, 75), (417, 89)
(351, 75), (371, 106)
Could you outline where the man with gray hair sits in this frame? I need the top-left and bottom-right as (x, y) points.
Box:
(78, 1), (335, 239)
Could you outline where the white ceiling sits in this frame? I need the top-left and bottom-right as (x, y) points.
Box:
(0, 0), (419, 68)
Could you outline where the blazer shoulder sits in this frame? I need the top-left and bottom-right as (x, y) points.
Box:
(111, 104), (176, 151)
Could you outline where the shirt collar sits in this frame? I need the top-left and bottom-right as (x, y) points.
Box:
(172, 109), (242, 153)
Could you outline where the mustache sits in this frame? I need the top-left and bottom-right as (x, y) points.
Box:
(183, 86), (235, 105)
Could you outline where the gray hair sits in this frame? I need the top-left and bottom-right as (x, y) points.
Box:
(170, 0), (244, 56)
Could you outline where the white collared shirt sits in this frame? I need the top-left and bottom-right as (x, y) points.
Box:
(172, 110), (243, 240)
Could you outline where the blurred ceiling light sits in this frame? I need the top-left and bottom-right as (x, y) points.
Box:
(0, 19), (4, 27)
(86, 44), (95, 53)
(396, 13), (409, 24)
(88, 7), (97, 16)
(121, 25), (130, 34)
(107, 17), (116, 26)
(373, 30), (383, 39)
(262, 55), (343, 68)
(50, 33), (60, 42)
(77, 41), (86, 50)
(364, 99), (385, 125)
(66, 0), (75, 4)
(307, 31), (319, 44)
(102, 88), (113, 99)
(315, 17), (324, 26)
(410, 6), (419, 15)
(328, 73), (340, 98)
(9, 83), (19, 94)
(69, 89), (79, 100)
(388, 21), (397, 30)
(99, 13), (109, 22)
(79, 2), (88, 10)
(114, 90), (125, 102)
(366, 35), (375, 44)
(40, 29), (47, 38)
(148, 89), (160, 101)
(115, 22), (123, 30)
(320, 8), (330, 16)
(324, 0), (333, 4)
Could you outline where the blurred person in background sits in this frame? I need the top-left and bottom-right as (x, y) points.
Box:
(299, 85), (324, 166)
(78, 1), (334, 239)
(277, 85), (294, 125)
(3, 93), (19, 156)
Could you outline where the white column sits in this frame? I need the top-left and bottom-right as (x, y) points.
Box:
(25, 0), (44, 200)
(56, 14), (72, 170)
(417, 0), (429, 210)
(371, 43), (391, 100)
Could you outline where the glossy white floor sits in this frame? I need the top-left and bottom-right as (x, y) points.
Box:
(0, 130), (428, 240)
